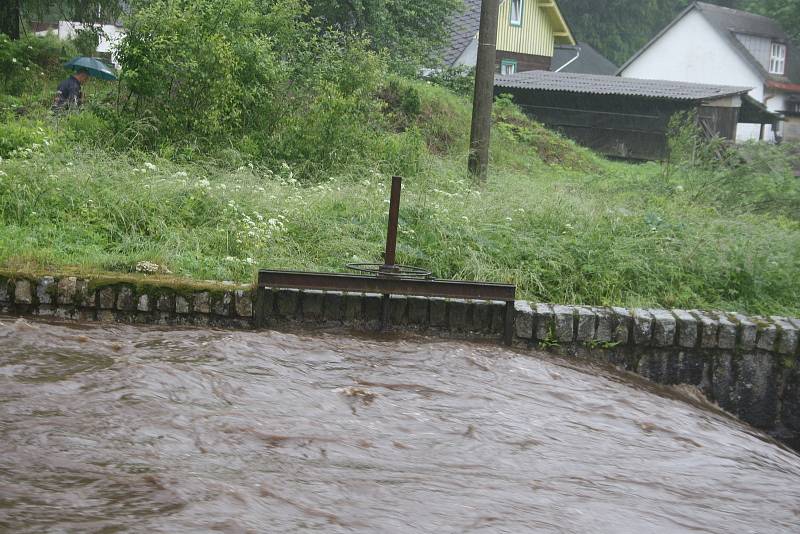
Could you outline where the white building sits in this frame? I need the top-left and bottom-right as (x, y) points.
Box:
(617, 2), (800, 142)
(35, 21), (125, 67)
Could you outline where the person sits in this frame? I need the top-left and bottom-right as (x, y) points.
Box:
(53, 69), (88, 111)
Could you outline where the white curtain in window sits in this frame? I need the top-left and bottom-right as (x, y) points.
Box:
(510, 0), (522, 24)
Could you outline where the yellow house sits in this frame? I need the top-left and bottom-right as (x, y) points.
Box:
(443, 0), (575, 73)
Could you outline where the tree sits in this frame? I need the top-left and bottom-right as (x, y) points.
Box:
(0, 1), (21, 39)
(2, 1), (125, 40)
(557, 0), (742, 66)
(743, 0), (800, 42)
(306, 0), (463, 72)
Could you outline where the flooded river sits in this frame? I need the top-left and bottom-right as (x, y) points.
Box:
(1, 316), (800, 533)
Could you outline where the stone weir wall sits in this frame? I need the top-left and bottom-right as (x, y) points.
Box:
(2, 274), (800, 448)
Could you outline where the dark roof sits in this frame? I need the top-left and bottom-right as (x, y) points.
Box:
(551, 42), (617, 75)
(618, 2), (800, 85)
(442, 0), (481, 66)
(494, 70), (751, 101)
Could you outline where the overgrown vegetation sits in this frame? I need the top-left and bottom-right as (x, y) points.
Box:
(1, 0), (799, 316)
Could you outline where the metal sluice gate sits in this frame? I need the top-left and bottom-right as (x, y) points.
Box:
(257, 176), (517, 345)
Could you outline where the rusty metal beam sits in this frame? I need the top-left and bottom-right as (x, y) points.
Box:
(258, 270), (515, 302)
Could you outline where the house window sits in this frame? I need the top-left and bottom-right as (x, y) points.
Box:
(510, 0), (523, 26)
(770, 42), (786, 75)
(501, 60), (517, 75)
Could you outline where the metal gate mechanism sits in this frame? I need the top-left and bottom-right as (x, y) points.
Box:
(258, 176), (517, 344)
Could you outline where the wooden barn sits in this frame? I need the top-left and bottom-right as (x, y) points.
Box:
(494, 70), (778, 160)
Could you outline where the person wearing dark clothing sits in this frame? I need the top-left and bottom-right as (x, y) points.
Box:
(53, 70), (88, 111)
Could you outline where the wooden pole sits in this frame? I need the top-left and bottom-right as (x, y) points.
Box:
(468, 0), (500, 182)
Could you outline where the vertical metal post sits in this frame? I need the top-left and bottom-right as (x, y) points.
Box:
(380, 176), (402, 274)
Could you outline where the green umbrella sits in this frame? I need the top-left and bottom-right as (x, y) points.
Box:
(64, 56), (118, 81)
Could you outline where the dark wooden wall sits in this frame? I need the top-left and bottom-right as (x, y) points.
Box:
(494, 88), (704, 161)
(495, 51), (552, 73)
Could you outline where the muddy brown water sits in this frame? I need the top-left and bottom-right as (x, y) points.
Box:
(1, 317), (800, 533)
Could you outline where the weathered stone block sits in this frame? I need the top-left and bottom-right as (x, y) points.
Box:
(448, 299), (469, 331)
(137, 294), (152, 312)
(57, 277), (77, 305)
(731, 313), (757, 351)
(771, 316), (799, 355)
(0, 277), (10, 304)
(611, 307), (632, 344)
(734, 352), (779, 429)
(235, 290), (253, 318)
(362, 293), (383, 325)
(157, 293), (174, 313)
(117, 286), (135, 311)
(591, 307), (614, 343)
(534, 303), (554, 341)
(649, 309), (676, 347)
(692, 310), (719, 349)
(193, 292), (211, 314)
(388, 295), (407, 325)
(638, 350), (705, 386)
(632, 308), (654, 346)
(175, 295), (190, 314)
(514, 301), (534, 340)
(490, 301), (507, 335)
(671, 309), (697, 348)
(712, 353), (735, 411)
(98, 287), (115, 309)
(344, 293), (363, 322)
(754, 317), (778, 352)
(301, 290), (324, 321)
(213, 291), (233, 317)
(36, 276), (55, 305)
(97, 310), (115, 322)
(714, 313), (737, 350)
(407, 297), (429, 327)
(781, 365), (800, 438)
(14, 279), (33, 305)
(429, 298), (447, 328)
(575, 307), (596, 342)
(76, 279), (95, 307)
(552, 305), (574, 343)
(323, 292), (344, 323)
(469, 300), (492, 333)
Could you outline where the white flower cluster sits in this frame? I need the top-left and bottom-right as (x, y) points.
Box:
(135, 261), (160, 273)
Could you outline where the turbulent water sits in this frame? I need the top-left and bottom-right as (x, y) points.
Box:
(1, 317), (800, 533)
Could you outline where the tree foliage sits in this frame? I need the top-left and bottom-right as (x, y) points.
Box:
(557, 0), (791, 66)
(306, 0), (463, 72)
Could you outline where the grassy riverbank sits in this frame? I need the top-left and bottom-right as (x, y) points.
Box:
(2, 82), (799, 315)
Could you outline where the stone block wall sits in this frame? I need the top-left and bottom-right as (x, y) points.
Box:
(1, 274), (799, 448)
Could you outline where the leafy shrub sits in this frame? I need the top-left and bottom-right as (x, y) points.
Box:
(116, 0), (389, 178)
(0, 120), (52, 157)
(425, 65), (475, 97)
(0, 33), (73, 95)
(665, 112), (800, 219)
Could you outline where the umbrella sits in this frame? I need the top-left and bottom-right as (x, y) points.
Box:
(64, 56), (118, 81)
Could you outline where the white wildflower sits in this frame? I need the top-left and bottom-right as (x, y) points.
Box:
(135, 261), (160, 274)
(245, 258), (256, 265)
(224, 256), (236, 262)
(198, 179), (210, 187)
(173, 171), (188, 178)
(143, 162), (157, 171)
(0, 170), (7, 177)
(676, 185), (685, 192)
(11, 58), (17, 63)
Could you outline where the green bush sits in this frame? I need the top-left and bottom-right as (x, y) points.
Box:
(0, 33), (73, 96)
(0, 119), (52, 158)
(115, 0), (390, 178)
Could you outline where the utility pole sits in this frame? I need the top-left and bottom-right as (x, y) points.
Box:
(468, 0), (499, 182)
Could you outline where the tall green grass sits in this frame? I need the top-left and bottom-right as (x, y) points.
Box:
(1, 136), (798, 315)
